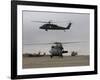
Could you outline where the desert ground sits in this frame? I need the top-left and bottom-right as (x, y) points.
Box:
(23, 55), (89, 69)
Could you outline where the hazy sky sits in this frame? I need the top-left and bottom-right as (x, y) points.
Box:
(22, 10), (90, 55)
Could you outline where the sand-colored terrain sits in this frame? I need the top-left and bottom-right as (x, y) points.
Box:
(23, 55), (89, 69)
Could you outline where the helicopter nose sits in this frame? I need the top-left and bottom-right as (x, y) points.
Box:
(40, 27), (43, 29)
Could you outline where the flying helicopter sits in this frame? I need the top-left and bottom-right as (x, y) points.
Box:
(32, 20), (72, 31)
(24, 41), (81, 58)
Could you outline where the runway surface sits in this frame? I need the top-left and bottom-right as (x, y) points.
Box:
(23, 55), (89, 69)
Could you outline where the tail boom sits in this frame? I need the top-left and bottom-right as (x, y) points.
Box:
(66, 23), (72, 29)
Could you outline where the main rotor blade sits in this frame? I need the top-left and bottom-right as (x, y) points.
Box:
(23, 43), (52, 45)
(60, 41), (88, 44)
(61, 42), (81, 44)
(52, 21), (68, 23)
(32, 21), (49, 23)
(32, 20), (71, 23)
(23, 41), (87, 45)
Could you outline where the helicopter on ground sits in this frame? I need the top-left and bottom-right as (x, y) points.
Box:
(49, 42), (68, 58)
(24, 41), (80, 58)
(32, 20), (72, 31)
(49, 42), (80, 58)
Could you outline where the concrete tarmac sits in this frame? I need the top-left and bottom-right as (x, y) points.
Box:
(23, 55), (89, 69)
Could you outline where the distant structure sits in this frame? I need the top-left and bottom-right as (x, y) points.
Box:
(38, 51), (41, 55)
(43, 52), (46, 56)
(71, 51), (78, 56)
(23, 51), (45, 57)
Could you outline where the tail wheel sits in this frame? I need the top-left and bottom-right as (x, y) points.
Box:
(45, 29), (48, 31)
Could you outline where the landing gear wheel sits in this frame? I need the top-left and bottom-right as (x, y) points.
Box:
(50, 55), (53, 58)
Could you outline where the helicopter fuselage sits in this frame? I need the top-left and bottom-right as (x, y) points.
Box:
(49, 42), (68, 58)
(40, 23), (72, 31)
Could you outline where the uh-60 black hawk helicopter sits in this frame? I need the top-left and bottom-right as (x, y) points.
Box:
(32, 20), (72, 31)
(48, 42), (79, 58)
